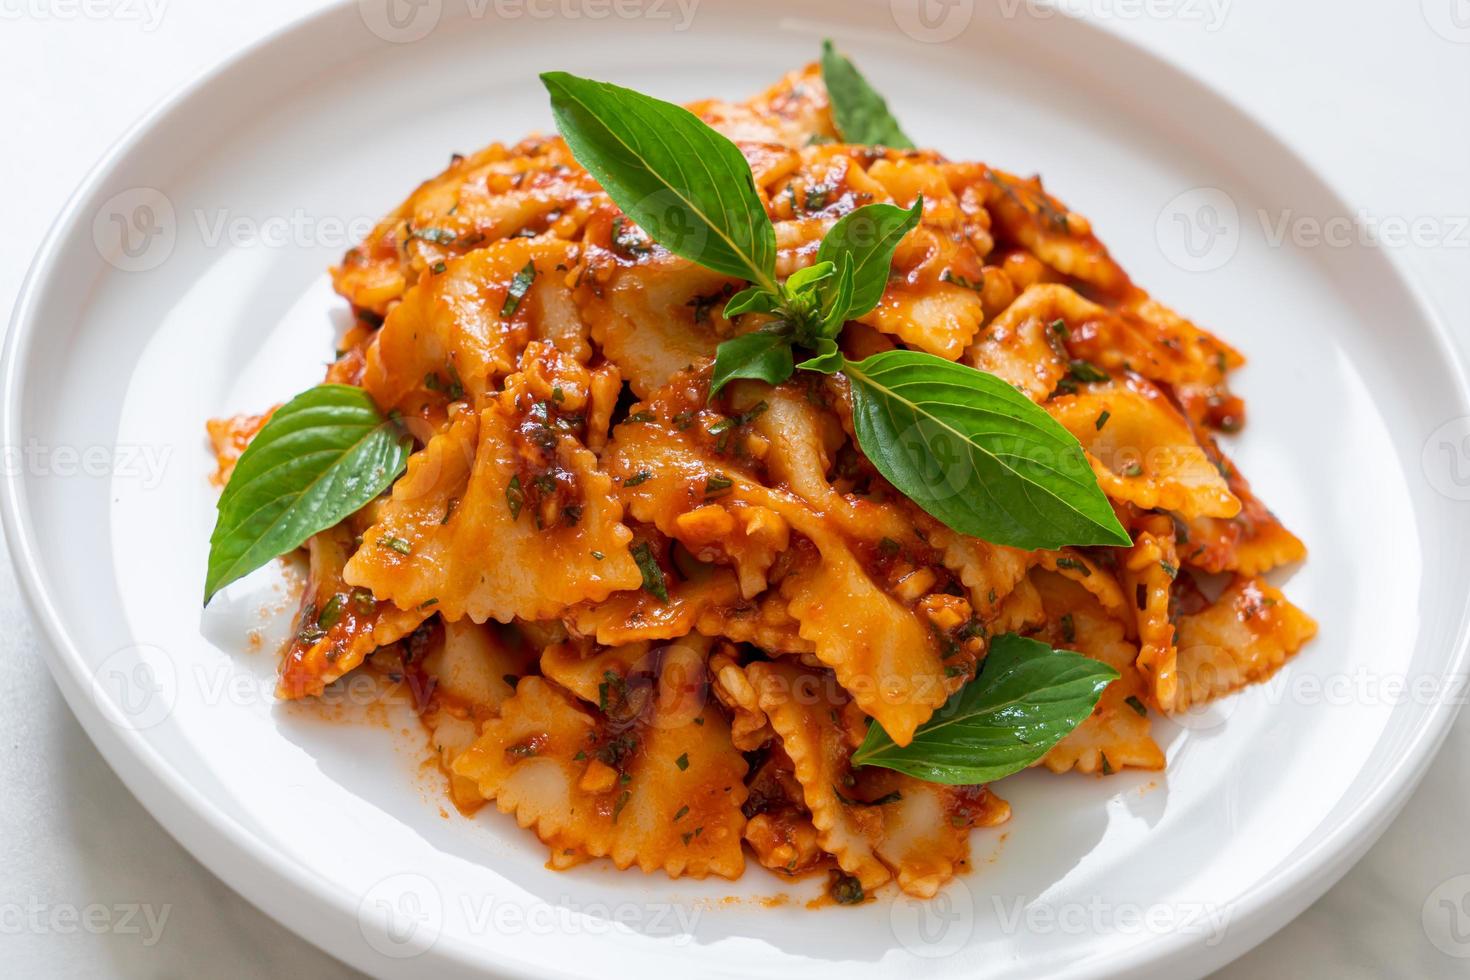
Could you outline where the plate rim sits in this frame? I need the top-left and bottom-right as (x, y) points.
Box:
(5, 3), (1469, 977)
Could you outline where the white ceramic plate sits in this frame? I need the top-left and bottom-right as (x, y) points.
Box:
(6, 2), (1469, 977)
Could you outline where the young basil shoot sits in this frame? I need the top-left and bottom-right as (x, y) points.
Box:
(540, 59), (1130, 550)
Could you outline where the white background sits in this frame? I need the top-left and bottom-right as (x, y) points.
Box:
(1, 0), (1466, 976)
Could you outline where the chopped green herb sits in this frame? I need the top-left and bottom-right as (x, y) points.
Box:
(623, 470), (652, 487)
(1101, 753), (1114, 776)
(506, 475), (525, 519)
(1125, 695), (1148, 717)
(1095, 410), (1111, 431)
(611, 215), (651, 256)
(686, 287), (731, 324)
(1059, 612), (1076, 643)
(625, 411), (655, 424)
(591, 550), (605, 560)
(1069, 359), (1109, 383)
(940, 269), (984, 293)
(1160, 560), (1179, 580)
(598, 670), (625, 714)
(296, 605), (326, 644)
(612, 789), (632, 823)
(430, 261), (447, 274)
(317, 593), (345, 631)
(378, 535), (412, 555)
(1050, 318), (1069, 337)
(1055, 556), (1091, 577)
(500, 260), (537, 318)
(834, 787), (903, 807)
(350, 587), (376, 615)
(805, 183), (834, 211)
(409, 226), (456, 245)
(675, 753), (690, 771)
(630, 541), (668, 603)
(704, 474), (733, 497)
(1122, 462), (1144, 478)
(418, 597), (439, 609)
(673, 804), (689, 822)
(595, 732), (639, 769)
(830, 872), (865, 905)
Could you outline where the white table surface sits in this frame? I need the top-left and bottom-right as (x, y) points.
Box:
(2, 1), (1466, 976)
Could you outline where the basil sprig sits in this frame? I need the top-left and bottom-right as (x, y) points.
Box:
(851, 633), (1118, 783)
(821, 39), (915, 149)
(539, 61), (1129, 550)
(204, 384), (410, 604)
(542, 70), (919, 397)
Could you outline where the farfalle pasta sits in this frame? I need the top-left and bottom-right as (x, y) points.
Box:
(207, 56), (1314, 902)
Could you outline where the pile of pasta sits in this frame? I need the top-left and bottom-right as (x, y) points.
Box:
(211, 63), (1315, 898)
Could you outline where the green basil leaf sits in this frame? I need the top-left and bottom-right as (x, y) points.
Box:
(819, 252), (856, 335)
(724, 286), (779, 318)
(541, 71), (777, 291)
(816, 199), (923, 321)
(785, 260), (835, 296)
(797, 338), (845, 375)
(842, 350), (1132, 549)
(710, 327), (796, 395)
(851, 633), (1118, 783)
(820, 39), (915, 149)
(205, 385), (410, 604)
